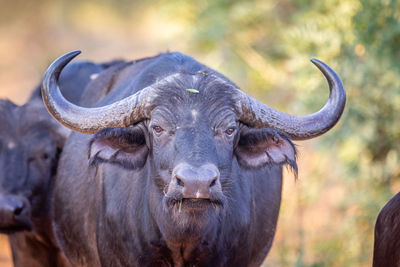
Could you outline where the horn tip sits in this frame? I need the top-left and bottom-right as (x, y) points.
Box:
(59, 50), (82, 62)
(65, 50), (82, 59)
(70, 50), (82, 55)
(48, 50), (82, 75)
(42, 50), (83, 95)
(310, 58), (324, 67)
(310, 58), (335, 76)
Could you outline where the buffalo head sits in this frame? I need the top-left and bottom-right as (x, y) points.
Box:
(0, 59), (107, 234)
(0, 99), (67, 233)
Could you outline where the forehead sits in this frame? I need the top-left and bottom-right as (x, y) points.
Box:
(0, 101), (18, 139)
(0, 101), (55, 141)
(150, 71), (240, 122)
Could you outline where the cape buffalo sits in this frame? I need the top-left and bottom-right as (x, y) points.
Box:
(373, 192), (400, 267)
(0, 59), (121, 266)
(42, 51), (346, 266)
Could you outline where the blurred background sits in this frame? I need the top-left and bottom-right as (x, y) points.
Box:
(0, 0), (399, 266)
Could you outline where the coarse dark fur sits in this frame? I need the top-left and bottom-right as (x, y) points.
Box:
(373, 192), (400, 267)
(52, 52), (298, 266)
(0, 59), (121, 266)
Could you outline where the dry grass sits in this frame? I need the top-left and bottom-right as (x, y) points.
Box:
(0, 236), (11, 267)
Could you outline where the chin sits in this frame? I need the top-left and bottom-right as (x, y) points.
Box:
(0, 222), (33, 234)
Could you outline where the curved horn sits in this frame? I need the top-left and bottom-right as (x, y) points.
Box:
(238, 59), (346, 140)
(41, 51), (153, 134)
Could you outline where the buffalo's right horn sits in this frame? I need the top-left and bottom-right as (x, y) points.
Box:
(41, 51), (154, 134)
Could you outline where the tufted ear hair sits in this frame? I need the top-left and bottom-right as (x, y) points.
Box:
(88, 124), (148, 170)
(235, 128), (297, 175)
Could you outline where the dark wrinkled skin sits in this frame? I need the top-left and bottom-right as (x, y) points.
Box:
(0, 60), (118, 267)
(373, 192), (400, 267)
(52, 52), (298, 266)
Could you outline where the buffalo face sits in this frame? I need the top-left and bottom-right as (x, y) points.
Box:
(0, 100), (67, 233)
(87, 72), (297, 236)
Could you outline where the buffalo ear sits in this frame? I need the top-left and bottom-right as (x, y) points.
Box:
(235, 128), (297, 173)
(88, 126), (148, 169)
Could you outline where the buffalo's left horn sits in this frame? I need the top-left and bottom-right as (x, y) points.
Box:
(238, 59), (346, 140)
(41, 51), (154, 134)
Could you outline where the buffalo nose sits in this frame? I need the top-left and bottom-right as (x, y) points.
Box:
(173, 164), (221, 199)
(0, 196), (24, 222)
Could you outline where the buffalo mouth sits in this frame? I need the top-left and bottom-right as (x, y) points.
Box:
(0, 225), (32, 234)
(166, 196), (224, 212)
(181, 199), (216, 210)
(0, 220), (33, 234)
(0, 197), (33, 234)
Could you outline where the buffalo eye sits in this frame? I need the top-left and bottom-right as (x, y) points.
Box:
(152, 126), (164, 136)
(225, 127), (235, 136)
(41, 153), (49, 161)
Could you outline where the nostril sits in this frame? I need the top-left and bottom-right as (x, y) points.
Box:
(14, 206), (23, 216)
(176, 176), (185, 187)
(210, 177), (217, 188)
(13, 202), (24, 216)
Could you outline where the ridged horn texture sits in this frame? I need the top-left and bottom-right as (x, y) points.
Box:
(41, 51), (154, 134)
(237, 59), (346, 140)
